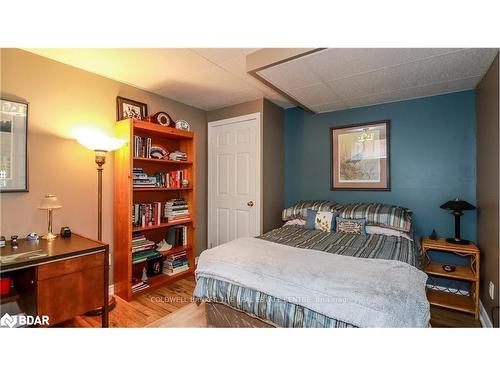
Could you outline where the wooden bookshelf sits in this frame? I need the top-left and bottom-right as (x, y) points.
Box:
(114, 119), (196, 301)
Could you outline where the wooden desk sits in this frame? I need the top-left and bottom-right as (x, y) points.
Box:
(0, 234), (109, 327)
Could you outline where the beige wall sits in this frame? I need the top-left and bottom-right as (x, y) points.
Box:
(207, 98), (284, 233)
(476, 52), (500, 327)
(0, 49), (208, 279)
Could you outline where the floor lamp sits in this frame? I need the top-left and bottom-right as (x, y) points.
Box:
(76, 129), (126, 315)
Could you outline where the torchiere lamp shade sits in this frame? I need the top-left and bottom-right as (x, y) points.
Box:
(440, 198), (476, 244)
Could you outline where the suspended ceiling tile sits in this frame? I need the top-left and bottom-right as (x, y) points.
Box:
(257, 59), (323, 91)
(301, 48), (464, 82)
(192, 48), (258, 64)
(344, 76), (480, 109)
(310, 102), (349, 113)
(288, 83), (343, 107)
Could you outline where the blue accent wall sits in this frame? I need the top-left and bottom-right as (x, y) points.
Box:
(285, 91), (477, 241)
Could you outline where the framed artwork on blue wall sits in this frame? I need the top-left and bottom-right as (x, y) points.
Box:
(330, 120), (390, 191)
(0, 98), (28, 192)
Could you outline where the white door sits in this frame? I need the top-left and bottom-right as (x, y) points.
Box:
(208, 113), (261, 248)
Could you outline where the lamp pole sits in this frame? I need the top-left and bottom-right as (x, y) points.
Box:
(95, 150), (106, 241)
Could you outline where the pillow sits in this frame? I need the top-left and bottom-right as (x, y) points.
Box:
(282, 200), (338, 221)
(336, 217), (367, 235)
(305, 209), (338, 232)
(365, 225), (412, 240)
(283, 219), (306, 227)
(334, 203), (412, 233)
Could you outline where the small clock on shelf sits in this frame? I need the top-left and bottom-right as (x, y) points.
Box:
(146, 111), (174, 127)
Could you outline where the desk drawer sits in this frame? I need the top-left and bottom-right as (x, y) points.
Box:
(37, 252), (104, 280)
(38, 266), (104, 326)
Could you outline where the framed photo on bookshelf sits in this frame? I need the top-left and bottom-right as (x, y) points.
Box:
(116, 96), (148, 121)
(330, 120), (390, 191)
(0, 98), (28, 192)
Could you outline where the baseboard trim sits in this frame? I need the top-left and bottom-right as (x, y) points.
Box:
(479, 300), (493, 328)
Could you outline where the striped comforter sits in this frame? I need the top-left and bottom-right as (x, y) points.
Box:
(194, 225), (420, 328)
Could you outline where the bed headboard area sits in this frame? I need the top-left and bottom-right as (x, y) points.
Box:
(284, 91), (477, 241)
(282, 201), (412, 233)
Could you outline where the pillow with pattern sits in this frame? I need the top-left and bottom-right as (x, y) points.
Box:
(336, 217), (367, 235)
(305, 209), (338, 232)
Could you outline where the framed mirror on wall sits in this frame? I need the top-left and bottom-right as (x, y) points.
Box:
(0, 98), (28, 192)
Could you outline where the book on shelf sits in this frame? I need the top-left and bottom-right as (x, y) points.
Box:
(131, 281), (149, 293)
(169, 150), (188, 161)
(133, 168), (187, 189)
(133, 136), (152, 158)
(164, 198), (190, 222)
(163, 250), (189, 275)
(166, 225), (188, 247)
(132, 232), (156, 253)
(132, 202), (162, 227)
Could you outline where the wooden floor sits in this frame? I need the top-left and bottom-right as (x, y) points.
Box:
(59, 275), (481, 328)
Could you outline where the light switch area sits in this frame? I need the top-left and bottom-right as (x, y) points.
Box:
(489, 281), (495, 300)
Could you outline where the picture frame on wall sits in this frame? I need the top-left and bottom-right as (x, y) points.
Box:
(116, 96), (148, 121)
(0, 98), (29, 192)
(330, 120), (390, 191)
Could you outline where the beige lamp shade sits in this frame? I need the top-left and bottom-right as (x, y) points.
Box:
(38, 194), (62, 210)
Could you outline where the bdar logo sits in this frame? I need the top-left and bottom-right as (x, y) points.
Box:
(0, 313), (17, 328)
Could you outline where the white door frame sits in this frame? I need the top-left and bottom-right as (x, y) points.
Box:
(207, 112), (262, 249)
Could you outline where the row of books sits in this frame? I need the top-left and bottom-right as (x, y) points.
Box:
(163, 251), (189, 275)
(133, 167), (157, 188)
(156, 169), (188, 189)
(132, 202), (162, 227)
(132, 232), (156, 253)
(169, 150), (187, 161)
(133, 136), (152, 158)
(132, 249), (161, 264)
(164, 198), (189, 222)
(166, 225), (188, 247)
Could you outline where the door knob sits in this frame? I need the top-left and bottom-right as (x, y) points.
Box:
(247, 200), (254, 207)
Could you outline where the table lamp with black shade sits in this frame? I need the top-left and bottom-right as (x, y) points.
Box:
(440, 198), (476, 245)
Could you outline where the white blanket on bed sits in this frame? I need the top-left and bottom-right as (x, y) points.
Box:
(196, 237), (430, 327)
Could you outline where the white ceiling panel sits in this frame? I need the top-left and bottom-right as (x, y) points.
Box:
(343, 76), (480, 110)
(302, 48), (464, 81)
(289, 83), (344, 107)
(257, 47), (498, 113)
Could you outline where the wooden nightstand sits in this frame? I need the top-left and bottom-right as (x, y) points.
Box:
(421, 237), (480, 319)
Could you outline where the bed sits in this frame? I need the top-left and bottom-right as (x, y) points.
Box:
(194, 201), (430, 328)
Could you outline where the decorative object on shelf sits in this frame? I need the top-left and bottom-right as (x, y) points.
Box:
(330, 120), (390, 191)
(150, 145), (168, 159)
(149, 111), (174, 127)
(0, 236), (5, 247)
(156, 239), (173, 253)
(38, 194), (62, 240)
(0, 98), (28, 192)
(147, 255), (164, 277)
(60, 226), (72, 238)
(429, 229), (438, 240)
(440, 198), (476, 245)
(0, 276), (11, 296)
(181, 179), (189, 188)
(175, 119), (190, 131)
(141, 267), (148, 282)
(76, 128), (126, 315)
(26, 232), (39, 241)
(116, 96), (148, 121)
(442, 264), (456, 273)
(10, 235), (19, 248)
